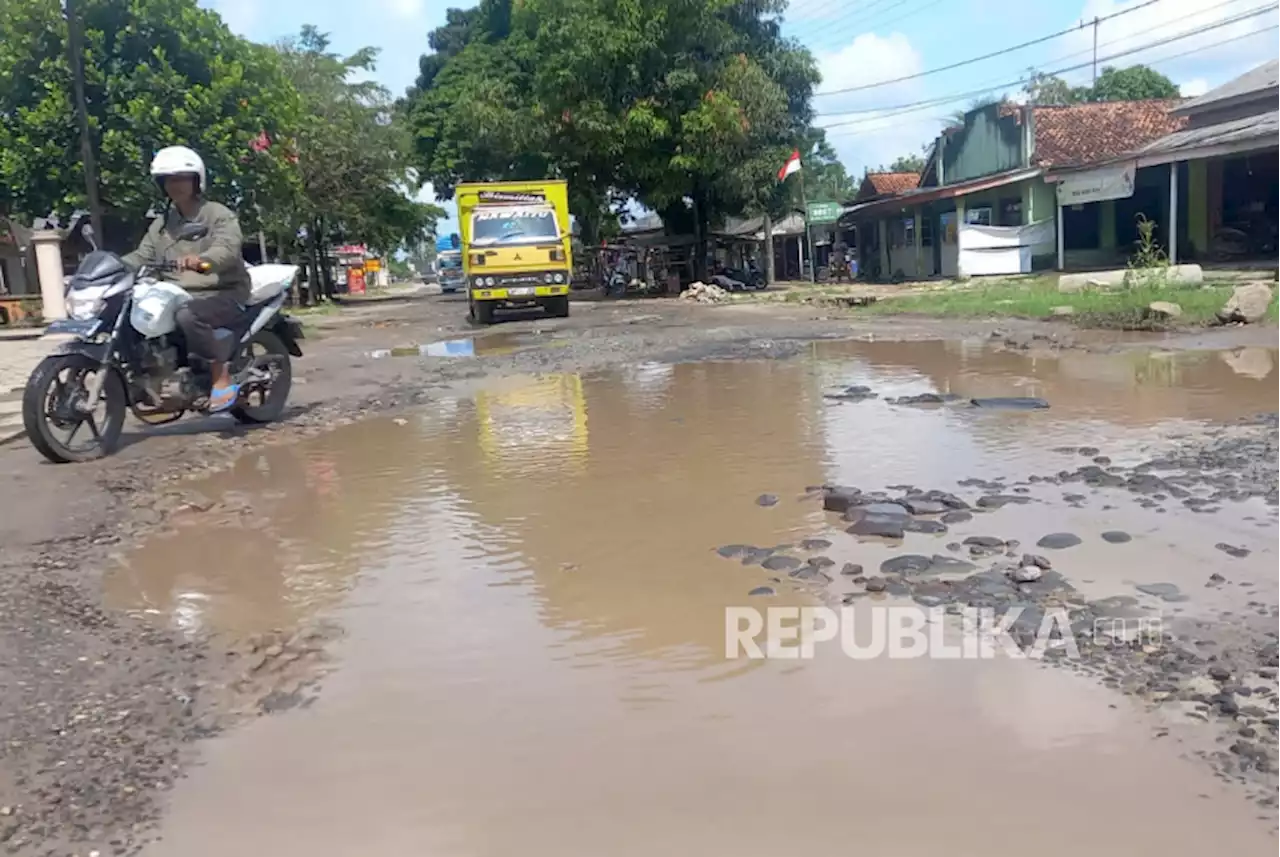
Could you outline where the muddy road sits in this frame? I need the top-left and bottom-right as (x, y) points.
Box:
(0, 294), (1277, 856)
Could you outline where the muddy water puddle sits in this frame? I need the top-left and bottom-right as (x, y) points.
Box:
(115, 340), (1278, 855)
(368, 329), (563, 360)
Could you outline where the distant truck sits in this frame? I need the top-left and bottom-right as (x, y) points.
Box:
(456, 180), (572, 324)
(434, 233), (465, 293)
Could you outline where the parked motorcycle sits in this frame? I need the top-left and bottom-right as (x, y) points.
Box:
(22, 222), (304, 464)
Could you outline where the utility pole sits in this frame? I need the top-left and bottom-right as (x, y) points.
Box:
(64, 0), (104, 242)
(1092, 16), (1100, 84)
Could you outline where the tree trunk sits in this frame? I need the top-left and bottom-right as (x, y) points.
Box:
(691, 192), (706, 282)
(315, 217), (334, 299)
(306, 226), (322, 306)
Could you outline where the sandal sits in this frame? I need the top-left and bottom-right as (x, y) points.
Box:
(208, 383), (240, 413)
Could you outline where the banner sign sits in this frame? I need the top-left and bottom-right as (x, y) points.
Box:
(1056, 161), (1136, 206)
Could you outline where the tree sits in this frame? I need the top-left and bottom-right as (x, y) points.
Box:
(1021, 69), (1082, 106)
(0, 0), (298, 243)
(1019, 64), (1179, 107)
(1085, 65), (1179, 102)
(401, 0), (826, 265)
(274, 26), (443, 295)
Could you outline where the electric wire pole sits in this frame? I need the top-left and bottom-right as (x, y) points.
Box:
(64, 0), (104, 242)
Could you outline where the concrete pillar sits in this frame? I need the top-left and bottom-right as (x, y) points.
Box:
(31, 230), (66, 321)
(1168, 161), (1179, 265)
(913, 209), (923, 278)
(954, 198), (967, 278)
(1056, 204), (1065, 271)
(877, 220), (888, 278)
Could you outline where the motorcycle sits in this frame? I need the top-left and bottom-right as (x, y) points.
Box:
(22, 222), (304, 464)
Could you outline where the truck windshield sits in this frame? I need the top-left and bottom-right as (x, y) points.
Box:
(470, 207), (560, 246)
(438, 254), (462, 270)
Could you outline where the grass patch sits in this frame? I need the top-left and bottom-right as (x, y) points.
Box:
(853, 277), (1277, 328)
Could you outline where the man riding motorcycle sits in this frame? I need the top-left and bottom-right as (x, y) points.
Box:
(122, 145), (252, 413)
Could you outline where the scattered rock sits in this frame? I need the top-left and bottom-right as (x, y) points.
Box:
(841, 563), (864, 577)
(858, 502), (911, 518)
(969, 397), (1050, 410)
(864, 576), (888, 593)
(755, 493), (779, 507)
(748, 586), (775, 597)
(880, 555), (935, 575)
(806, 556), (836, 568)
(976, 494), (1032, 509)
(1145, 300), (1183, 320)
(1101, 531), (1132, 544)
(1021, 553), (1052, 570)
(790, 567), (834, 584)
(1010, 565), (1043, 583)
(886, 392), (961, 406)
(902, 518), (948, 534)
(847, 516), (905, 539)
(716, 544), (751, 559)
(761, 554), (801, 572)
(1216, 282), (1274, 325)
(963, 535), (1005, 548)
(1216, 542), (1251, 558)
(1209, 665), (1232, 682)
(800, 538), (832, 551)
(822, 487), (862, 514)
(940, 510), (972, 524)
(901, 498), (947, 515)
(679, 281), (730, 304)
(1050, 305), (1075, 316)
(1036, 532), (1082, 549)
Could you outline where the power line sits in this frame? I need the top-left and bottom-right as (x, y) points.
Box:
(821, 22), (1278, 137)
(784, 0), (922, 48)
(794, 0), (949, 55)
(815, 3), (1279, 123)
(814, 0), (1165, 96)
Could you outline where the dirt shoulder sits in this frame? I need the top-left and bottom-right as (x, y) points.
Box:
(0, 294), (1274, 854)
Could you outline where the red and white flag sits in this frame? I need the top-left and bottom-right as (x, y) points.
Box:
(777, 149), (801, 180)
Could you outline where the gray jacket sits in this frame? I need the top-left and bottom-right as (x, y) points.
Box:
(123, 200), (252, 303)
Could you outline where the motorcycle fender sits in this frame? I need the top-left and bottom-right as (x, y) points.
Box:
(270, 316), (305, 358)
(49, 338), (110, 363)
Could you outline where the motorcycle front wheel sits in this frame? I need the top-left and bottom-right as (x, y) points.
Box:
(22, 353), (127, 463)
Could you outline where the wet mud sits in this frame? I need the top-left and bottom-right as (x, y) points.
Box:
(1, 298), (1277, 855)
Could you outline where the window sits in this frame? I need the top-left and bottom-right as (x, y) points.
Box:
(470, 207), (561, 245)
(964, 206), (992, 226)
(903, 217), (915, 247)
(921, 216), (934, 247)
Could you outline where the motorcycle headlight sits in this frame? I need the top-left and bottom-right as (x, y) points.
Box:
(68, 293), (104, 320)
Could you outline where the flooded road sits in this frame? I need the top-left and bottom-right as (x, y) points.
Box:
(113, 340), (1279, 856)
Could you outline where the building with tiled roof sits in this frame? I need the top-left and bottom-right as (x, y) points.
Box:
(857, 172), (921, 200)
(839, 89), (1276, 281)
(1029, 100), (1186, 168)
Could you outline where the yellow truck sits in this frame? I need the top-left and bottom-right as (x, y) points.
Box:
(456, 180), (573, 324)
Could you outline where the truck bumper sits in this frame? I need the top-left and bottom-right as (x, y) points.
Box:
(472, 285), (569, 301)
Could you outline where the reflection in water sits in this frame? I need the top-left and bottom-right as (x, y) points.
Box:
(127, 342), (1278, 856)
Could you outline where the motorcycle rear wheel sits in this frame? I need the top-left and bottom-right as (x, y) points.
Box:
(231, 329), (293, 424)
(22, 354), (127, 463)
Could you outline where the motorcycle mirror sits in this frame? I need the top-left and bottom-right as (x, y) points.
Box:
(177, 221), (209, 241)
(82, 223), (99, 251)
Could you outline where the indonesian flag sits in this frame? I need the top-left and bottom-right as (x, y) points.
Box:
(777, 149), (801, 180)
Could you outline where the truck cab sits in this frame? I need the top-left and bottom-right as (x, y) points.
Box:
(436, 249), (464, 293)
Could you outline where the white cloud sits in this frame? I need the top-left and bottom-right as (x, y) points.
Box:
(1178, 77), (1210, 97)
(813, 33), (939, 176)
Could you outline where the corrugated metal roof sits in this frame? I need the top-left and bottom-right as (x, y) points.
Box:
(1138, 109), (1279, 155)
(1174, 60), (1279, 115)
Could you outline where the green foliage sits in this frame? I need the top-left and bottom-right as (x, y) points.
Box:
(1124, 213), (1170, 289)
(275, 26), (444, 257)
(0, 0), (298, 232)
(1020, 64), (1180, 106)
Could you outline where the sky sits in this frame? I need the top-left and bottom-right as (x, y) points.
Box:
(203, 0), (1279, 232)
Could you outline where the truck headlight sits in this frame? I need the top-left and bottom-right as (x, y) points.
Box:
(544, 273), (553, 283)
(553, 273), (565, 284)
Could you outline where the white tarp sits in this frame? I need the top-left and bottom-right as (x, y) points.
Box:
(957, 219), (1056, 276)
(1055, 161), (1136, 206)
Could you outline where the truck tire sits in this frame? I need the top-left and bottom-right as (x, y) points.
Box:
(471, 298), (496, 325)
(544, 295), (570, 318)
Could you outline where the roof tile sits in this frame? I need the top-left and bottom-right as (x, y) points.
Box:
(1031, 100), (1186, 168)
(863, 172), (920, 195)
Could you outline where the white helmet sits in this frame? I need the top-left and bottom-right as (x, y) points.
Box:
(150, 145), (206, 194)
